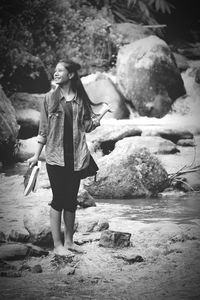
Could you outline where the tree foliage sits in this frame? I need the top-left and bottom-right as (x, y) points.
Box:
(76, 0), (174, 23)
(0, 0), (173, 94)
(0, 0), (122, 94)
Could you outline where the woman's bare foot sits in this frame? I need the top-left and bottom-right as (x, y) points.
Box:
(54, 245), (75, 257)
(64, 242), (86, 254)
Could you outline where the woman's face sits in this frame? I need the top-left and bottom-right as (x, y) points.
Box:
(54, 63), (73, 86)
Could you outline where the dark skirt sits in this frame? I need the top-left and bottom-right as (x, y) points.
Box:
(46, 163), (81, 212)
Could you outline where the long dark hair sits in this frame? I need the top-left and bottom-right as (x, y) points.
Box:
(58, 59), (106, 118)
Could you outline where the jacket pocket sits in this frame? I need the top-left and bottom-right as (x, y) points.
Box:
(47, 111), (63, 137)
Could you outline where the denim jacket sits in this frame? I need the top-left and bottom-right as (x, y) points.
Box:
(37, 87), (99, 170)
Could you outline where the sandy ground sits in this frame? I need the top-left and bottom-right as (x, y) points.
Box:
(0, 212), (200, 299)
(0, 114), (200, 300)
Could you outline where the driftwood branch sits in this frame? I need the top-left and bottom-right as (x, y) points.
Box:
(143, 24), (167, 28)
(168, 137), (199, 183)
(174, 178), (195, 192)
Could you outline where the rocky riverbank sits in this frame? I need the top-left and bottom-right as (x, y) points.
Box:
(0, 112), (200, 299)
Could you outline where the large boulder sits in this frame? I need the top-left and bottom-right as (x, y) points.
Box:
(172, 52), (189, 72)
(23, 206), (52, 247)
(142, 128), (193, 144)
(0, 86), (20, 164)
(10, 93), (44, 140)
(116, 35), (186, 118)
(16, 109), (40, 139)
(113, 22), (153, 45)
(87, 121), (142, 154)
(84, 144), (169, 199)
(82, 73), (130, 119)
(15, 137), (46, 162)
(171, 67), (200, 130)
(10, 92), (44, 112)
(112, 136), (179, 155)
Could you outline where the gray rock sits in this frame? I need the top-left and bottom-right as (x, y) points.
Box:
(0, 243), (29, 260)
(24, 207), (52, 247)
(113, 22), (153, 45)
(0, 270), (22, 277)
(142, 128), (193, 144)
(77, 188), (96, 208)
(195, 67), (200, 84)
(26, 243), (49, 257)
(85, 221), (98, 233)
(0, 232), (6, 243)
(94, 221), (109, 232)
(114, 254), (144, 264)
(7, 229), (29, 243)
(0, 242), (48, 261)
(0, 86), (20, 163)
(116, 36), (186, 118)
(18, 264), (31, 272)
(16, 137), (46, 162)
(10, 92), (44, 112)
(16, 108), (40, 139)
(83, 73), (130, 119)
(87, 121), (141, 154)
(178, 45), (200, 60)
(177, 139), (195, 147)
(84, 141), (169, 199)
(31, 264), (43, 273)
(76, 217), (109, 234)
(0, 259), (17, 271)
(83, 219), (109, 233)
(173, 52), (189, 72)
(115, 136), (179, 154)
(99, 230), (131, 248)
(74, 232), (101, 245)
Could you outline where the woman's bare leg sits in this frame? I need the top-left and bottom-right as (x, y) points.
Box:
(50, 207), (73, 256)
(63, 210), (85, 253)
(63, 210), (75, 246)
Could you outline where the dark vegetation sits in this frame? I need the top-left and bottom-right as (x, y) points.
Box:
(0, 0), (175, 95)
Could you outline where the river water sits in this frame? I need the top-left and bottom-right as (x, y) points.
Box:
(97, 194), (200, 225)
(0, 161), (200, 237)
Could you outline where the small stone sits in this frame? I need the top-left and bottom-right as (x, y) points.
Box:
(0, 232), (6, 243)
(31, 264), (43, 273)
(8, 230), (29, 243)
(0, 243), (29, 260)
(0, 259), (17, 271)
(115, 254), (144, 264)
(61, 266), (76, 275)
(26, 243), (49, 257)
(99, 230), (131, 248)
(0, 270), (22, 277)
(77, 189), (96, 208)
(94, 221), (109, 232)
(18, 264), (31, 272)
(86, 221), (98, 232)
(177, 139), (195, 147)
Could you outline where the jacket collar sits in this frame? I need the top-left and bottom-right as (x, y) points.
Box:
(55, 86), (80, 105)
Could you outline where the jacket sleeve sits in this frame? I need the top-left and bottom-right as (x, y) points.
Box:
(83, 115), (100, 133)
(37, 96), (48, 145)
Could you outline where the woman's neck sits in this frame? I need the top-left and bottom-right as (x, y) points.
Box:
(60, 84), (75, 101)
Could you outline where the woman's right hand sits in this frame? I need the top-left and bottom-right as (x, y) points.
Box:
(27, 156), (38, 168)
(98, 103), (112, 120)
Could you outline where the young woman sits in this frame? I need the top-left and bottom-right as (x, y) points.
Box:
(28, 59), (110, 256)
